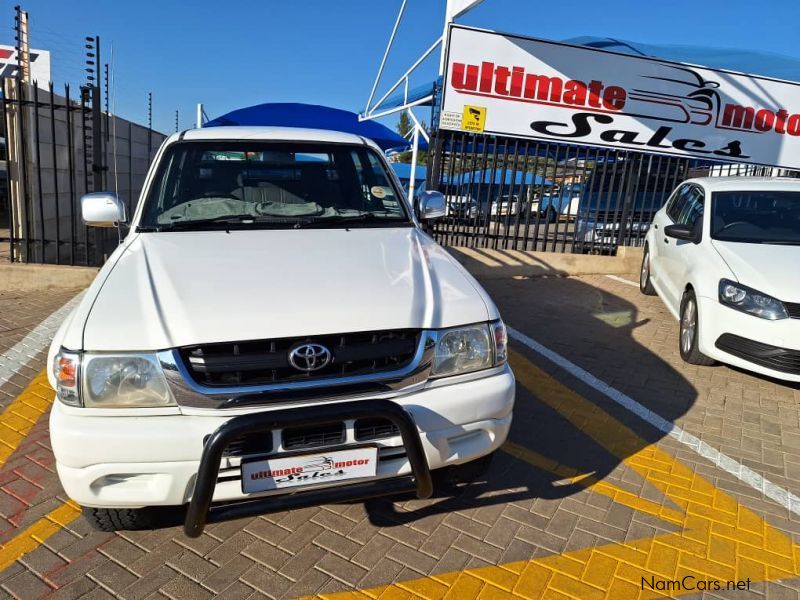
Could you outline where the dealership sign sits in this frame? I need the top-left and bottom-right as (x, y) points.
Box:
(441, 25), (800, 169)
(0, 45), (51, 88)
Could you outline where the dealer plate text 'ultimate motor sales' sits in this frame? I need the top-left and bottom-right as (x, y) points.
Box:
(241, 446), (378, 493)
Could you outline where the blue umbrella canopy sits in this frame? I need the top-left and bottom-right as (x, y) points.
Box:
(445, 168), (551, 186)
(205, 102), (422, 151)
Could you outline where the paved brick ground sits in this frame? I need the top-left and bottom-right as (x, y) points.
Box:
(2, 273), (800, 598)
(0, 288), (84, 413)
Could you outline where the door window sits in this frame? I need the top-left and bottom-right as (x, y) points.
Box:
(675, 186), (704, 228)
(666, 185), (691, 222)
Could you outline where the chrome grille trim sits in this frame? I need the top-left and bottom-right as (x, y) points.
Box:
(158, 332), (436, 409)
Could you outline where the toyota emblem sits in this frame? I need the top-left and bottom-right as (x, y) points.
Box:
(288, 343), (332, 372)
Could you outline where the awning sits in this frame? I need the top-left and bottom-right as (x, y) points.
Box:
(206, 103), (417, 152)
(391, 163), (427, 183)
(444, 168), (551, 187)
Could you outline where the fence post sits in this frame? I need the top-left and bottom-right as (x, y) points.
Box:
(91, 85), (103, 192)
(0, 80), (14, 261)
(7, 78), (31, 263)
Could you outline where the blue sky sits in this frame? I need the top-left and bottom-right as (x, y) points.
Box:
(14, 0), (800, 133)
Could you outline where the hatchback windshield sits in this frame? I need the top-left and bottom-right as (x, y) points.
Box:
(140, 142), (409, 230)
(711, 190), (800, 245)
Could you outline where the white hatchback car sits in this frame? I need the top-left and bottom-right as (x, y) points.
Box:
(640, 177), (800, 382)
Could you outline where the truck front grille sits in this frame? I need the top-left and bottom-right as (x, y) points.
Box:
(354, 418), (400, 441)
(180, 329), (420, 388)
(282, 423), (345, 450)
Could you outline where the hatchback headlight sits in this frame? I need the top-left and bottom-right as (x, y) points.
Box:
(52, 350), (176, 408)
(718, 279), (788, 320)
(431, 320), (507, 378)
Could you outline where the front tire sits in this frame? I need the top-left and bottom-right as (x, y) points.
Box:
(83, 507), (157, 532)
(679, 289), (714, 366)
(433, 451), (495, 490)
(639, 245), (657, 295)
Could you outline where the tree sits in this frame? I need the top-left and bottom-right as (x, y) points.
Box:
(394, 114), (427, 166)
(396, 112), (412, 138)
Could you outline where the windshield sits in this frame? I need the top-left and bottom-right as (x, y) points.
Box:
(139, 141), (410, 230)
(711, 190), (800, 245)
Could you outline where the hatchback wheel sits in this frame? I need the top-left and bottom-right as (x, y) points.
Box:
(639, 245), (656, 295)
(679, 289), (714, 366)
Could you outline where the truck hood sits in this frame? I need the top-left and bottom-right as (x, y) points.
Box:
(80, 228), (495, 351)
(711, 239), (800, 302)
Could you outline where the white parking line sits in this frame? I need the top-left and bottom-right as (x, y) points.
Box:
(507, 325), (800, 516)
(0, 293), (83, 388)
(605, 274), (639, 288)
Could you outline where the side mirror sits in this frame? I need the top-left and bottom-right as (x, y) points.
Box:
(664, 223), (700, 244)
(81, 192), (126, 227)
(418, 191), (446, 221)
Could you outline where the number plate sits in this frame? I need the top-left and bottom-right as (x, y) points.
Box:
(241, 446), (378, 493)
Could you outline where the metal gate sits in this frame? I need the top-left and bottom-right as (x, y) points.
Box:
(0, 78), (166, 266)
(426, 129), (795, 254)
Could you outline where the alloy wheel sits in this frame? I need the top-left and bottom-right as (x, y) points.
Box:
(681, 298), (696, 355)
(640, 251), (650, 288)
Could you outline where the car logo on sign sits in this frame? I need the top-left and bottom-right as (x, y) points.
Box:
(288, 343), (332, 372)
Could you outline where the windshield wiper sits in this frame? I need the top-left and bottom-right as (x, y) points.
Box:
(298, 214), (409, 228)
(147, 215), (314, 231)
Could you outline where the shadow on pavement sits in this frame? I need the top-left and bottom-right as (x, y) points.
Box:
(365, 270), (698, 527)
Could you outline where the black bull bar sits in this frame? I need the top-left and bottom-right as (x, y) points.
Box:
(184, 399), (433, 538)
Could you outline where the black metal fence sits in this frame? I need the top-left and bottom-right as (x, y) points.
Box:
(426, 129), (796, 254)
(0, 78), (166, 265)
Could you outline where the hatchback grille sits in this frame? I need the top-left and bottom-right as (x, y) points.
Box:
(785, 302), (800, 319)
(715, 333), (800, 375)
(181, 329), (420, 387)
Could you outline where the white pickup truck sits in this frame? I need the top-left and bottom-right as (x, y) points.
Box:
(47, 127), (515, 537)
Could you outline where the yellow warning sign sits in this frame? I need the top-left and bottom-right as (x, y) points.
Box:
(461, 105), (486, 132)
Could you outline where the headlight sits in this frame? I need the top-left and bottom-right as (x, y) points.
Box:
(431, 320), (507, 378)
(718, 279), (788, 320)
(51, 350), (176, 408)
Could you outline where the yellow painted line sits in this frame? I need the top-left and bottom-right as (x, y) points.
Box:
(0, 370), (81, 571)
(309, 349), (800, 599)
(501, 441), (685, 527)
(0, 501), (81, 571)
(0, 370), (55, 468)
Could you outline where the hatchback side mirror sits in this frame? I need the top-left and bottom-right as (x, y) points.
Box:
(81, 192), (127, 227)
(664, 223), (700, 244)
(418, 191), (446, 221)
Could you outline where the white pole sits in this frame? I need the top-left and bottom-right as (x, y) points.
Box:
(408, 123), (420, 203)
(196, 103), (204, 128)
(366, 0), (408, 114)
(439, 0), (454, 76)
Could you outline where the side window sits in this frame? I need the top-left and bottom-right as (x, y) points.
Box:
(666, 185), (690, 222)
(676, 186), (704, 228)
(349, 150), (400, 213)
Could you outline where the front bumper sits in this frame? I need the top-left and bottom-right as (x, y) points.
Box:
(185, 399), (432, 537)
(51, 367), (514, 515)
(697, 296), (800, 382)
